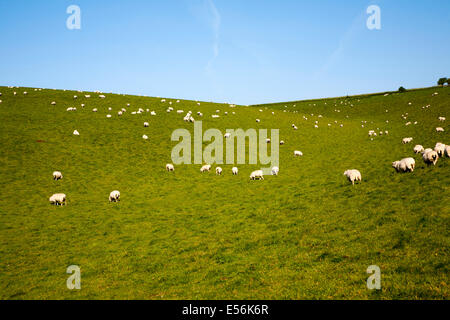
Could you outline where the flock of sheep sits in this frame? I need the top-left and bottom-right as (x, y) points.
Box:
(1, 86), (447, 205)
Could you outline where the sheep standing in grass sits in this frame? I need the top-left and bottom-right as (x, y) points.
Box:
(402, 137), (413, 144)
(393, 158), (416, 173)
(438, 117), (446, 122)
(215, 167), (223, 175)
(435, 143), (446, 157)
(445, 145), (450, 157)
(53, 171), (63, 180)
(232, 167), (238, 175)
(422, 150), (439, 166)
(436, 127), (444, 132)
(144, 122), (149, 127)
(166, 163), (174, 172)
(413, 145), (424, 154)
(271, 166), (279, 176)
(49, 193), (66, 206)
(200, 165), (211, 173)
(109, 190), (120, 202)
(250, 170), (264, 180)
(294, 150), (303, 157)
(343, 169), (362, 185)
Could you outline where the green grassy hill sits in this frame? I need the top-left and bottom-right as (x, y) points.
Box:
(0, 85), (448, 299)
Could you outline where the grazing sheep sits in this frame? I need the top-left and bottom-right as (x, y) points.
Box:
(109, 190), (120, 202)
(294, 150), (303, 157)
(256, 119), (260, 123)
(118, 111), (123, 116)
(144, 122), (149, 127)
(266, 138), (271, 143)
(422, 150), (439, 166)
(436, 127), (444, 132)
(393, 158), (416, 173)
(106, 114), (112, 118)
(413, 145), (424, 154)
(402, 137), (413, 144)
(343, 169), (362, 185)
(438, 117), (446, 122)
(73, 130), (79, 135)
(445, 145), (450, 157)
(49, 193), (66, 206)
(142, 135), (148, 140)
(435, 143), (446, 157)
(51, 101), (56, 105)
(280, 140), (285, 145)
(271, 166), (279, 175)
(200, 164), (211, 172)
(166, 163), (174, 172)
(99, 95), (106, 99)
(232, 167), (238, 175)
(53, 171), (63, 180)
(250, 170), (264, 180)
(224, 133), (231, 138)
(92, 108), (98, 112)
(215, 167), (223, 175)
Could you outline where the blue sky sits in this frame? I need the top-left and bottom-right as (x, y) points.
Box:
(0, 0), (449, 105)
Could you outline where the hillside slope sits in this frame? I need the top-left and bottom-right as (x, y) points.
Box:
(0, 85), (448, 299)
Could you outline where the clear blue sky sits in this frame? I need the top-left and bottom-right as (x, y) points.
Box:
(1, 0), (449, 105)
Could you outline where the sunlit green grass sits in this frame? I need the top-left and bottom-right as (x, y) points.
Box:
(0, 85), (448, 299)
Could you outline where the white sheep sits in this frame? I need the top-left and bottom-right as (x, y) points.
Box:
(92, 108), (98, 112)
(73, 130), (79, 135)
(200, 164), (211, 172)
(271, 166), (279, 176)
(435, 143), (446, 157)
(166, 163), (174, 172)
(280, 140), (285, 145)
(294, 150), (303, 157)
(392, 158), (415, 173)
(109, 190), (120, 202)
(438, 117), (446, 122)
(343, 169), (362, 185)
(250, 170), (264, 180)
(445, 145), (450, 157)
(224, 133), (231, 139)
(436, 127), (444, 132)
(142, 135), (148, 140)
(144, 122), (149, 127)
(52, 171), (63, 180)
(402, 137), (413, 144)
(215, 167), (223, 175)
(49, 193), (66, 206)
(413, 145), (424, 154)
(423, 150), (439, 166)
(232, 167), (238, 175)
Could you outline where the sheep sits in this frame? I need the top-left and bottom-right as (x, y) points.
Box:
(256, 119), (260, 123)
(294, 150), (303, 157)
(49, 193), (66, 206)
(422, 150), (439, 166)
(343, 169), (362, 185)
(435, 143), (446, 157)
(151, 111), (156, 116)
(280, 140), (285, 145)
(92, 108), (98, 112)
(142, 135), (148, 140)
(99, 95), (106, 99)
(144, 122), (149, 127)
(266, 138), (271, 143)
(73, 95), (77, 99)
(413, 145), (424, 154)
(224, 133), (231, 139)
(393, 158), (416, 173)
(402, 137), (413, 144)
(109, 190), (120, 202)
(118, 111), (123, 116)
(106, 114), (112, 118)
(51, 101), (56, 105)
(215, 167), (223, 175)
(166, 163), (175, 172)
(271, 166), (279, 176)
(438, 116), (446, 122)
(232, 167), (238, 175)
(52, 171), (63, 180)
(200, 164), (211, 172)
(445, 145), (450, 157)
(250, 170), (264, 180)
(73, 130), (79, 135)
(436, 127), (444, 132)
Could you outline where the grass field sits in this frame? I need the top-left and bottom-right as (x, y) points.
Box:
(0, 85), (448, 299)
